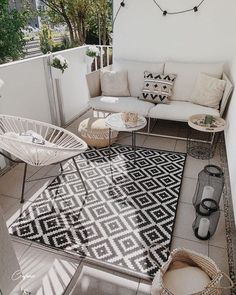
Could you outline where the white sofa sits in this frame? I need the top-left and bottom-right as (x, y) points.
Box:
(86, 60), (233, 123)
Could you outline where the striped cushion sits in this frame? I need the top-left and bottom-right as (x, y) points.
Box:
(140, 71), (176, 104)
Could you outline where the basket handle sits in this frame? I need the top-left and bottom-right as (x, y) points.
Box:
(207, 272), (234, 290)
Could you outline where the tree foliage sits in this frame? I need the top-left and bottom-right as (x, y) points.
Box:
(40, 0), (112, 45)
(0, 0), (30, 63)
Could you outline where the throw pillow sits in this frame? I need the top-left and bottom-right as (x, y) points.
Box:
(139, 71), (176, 104)
(191, 73), (226, 109)
(100, 69), (131, 97)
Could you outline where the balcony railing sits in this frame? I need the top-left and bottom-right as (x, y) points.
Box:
(0, 45), (112, 172)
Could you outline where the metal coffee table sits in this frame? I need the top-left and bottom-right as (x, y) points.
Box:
(105, 113), (147, 161)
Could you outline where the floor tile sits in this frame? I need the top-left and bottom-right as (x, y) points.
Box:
(0, 194), (19, 214)
(173, 202), (208, 245)
(11, 245), (80, 295)
(171, 236), (208, 255)
(209, 246), (229, 275)
(175, 139), (187, 153)
(183, 155), (209, 179)
(143, 136), (176, 151)
(12, 240), (30, 260)
(68, 261), (139, 295)
(0, 164), (54, 201)
(29, 240), (82, 262)
(209, 213), (227, 249)
(116, 132), (147, 147)
(0, 167), (36, 199)
(4, 200), (33, 227)
(137, 279), (152, 295)
(179, 177), (198, 204)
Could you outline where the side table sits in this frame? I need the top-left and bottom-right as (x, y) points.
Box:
(105, 113), (147, 161)
(187, 114), (226, 160)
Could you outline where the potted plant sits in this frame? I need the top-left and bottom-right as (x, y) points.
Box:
(85, 45), (101, 71)
(50, 54), (68, 79)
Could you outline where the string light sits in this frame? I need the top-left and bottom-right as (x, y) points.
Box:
(112, 0), (206, 35)
(152, 0), (206, 16)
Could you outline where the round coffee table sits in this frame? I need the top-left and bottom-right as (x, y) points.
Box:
(105, 113), (147, 161)
(187, 114), (226, 159)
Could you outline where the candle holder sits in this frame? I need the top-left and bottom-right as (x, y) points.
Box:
(192, 211), (220, 240)
(192, 165), (224, 240)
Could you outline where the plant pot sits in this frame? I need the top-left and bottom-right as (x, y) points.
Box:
(51, 67), (63, 79)
(85, 55), (95, 73)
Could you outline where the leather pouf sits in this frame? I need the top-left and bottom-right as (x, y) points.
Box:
(78, 117), (118, 148)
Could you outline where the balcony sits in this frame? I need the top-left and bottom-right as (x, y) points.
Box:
(0, 44), (235, 295)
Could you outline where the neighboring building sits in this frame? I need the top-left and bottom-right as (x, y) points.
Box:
(9, 0), (45, 28)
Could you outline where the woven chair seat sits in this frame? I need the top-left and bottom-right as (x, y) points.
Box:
(0, 115), (87, 166)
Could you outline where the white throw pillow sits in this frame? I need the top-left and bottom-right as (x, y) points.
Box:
(191, 73), (226, 109)
(113, 59), (165, 97)
(163, 266), (211, 295)
(164, 61), (224, 102)
(100, 69), (130, 97)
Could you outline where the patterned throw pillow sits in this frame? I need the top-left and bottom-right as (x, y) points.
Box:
(140, 71), (177, 104)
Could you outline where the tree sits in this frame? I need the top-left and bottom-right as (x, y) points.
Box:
(40, 0), (112, 45)
(0, 0), (29, 63)
(92, 0), (112, 45)
(39, 25), (53, 54)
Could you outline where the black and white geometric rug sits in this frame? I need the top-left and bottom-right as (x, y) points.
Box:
(9, 144), (186, 278)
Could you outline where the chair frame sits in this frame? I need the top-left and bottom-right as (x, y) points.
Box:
(0, 115), (89, 203)
(0, 150), (88, 203)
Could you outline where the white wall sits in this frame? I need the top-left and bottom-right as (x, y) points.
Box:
(113, 0), (236, 62)
(0, 57), (52, 123)
(225, 60), (236, 218)
(113, 0), (236, 220)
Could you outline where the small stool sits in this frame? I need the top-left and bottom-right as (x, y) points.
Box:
(78, 117), (118, 148)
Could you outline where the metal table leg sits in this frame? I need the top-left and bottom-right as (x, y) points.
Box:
(132, 131), (137, 163)
(20, 163), (28, 204)
(109, 128), (111, 161)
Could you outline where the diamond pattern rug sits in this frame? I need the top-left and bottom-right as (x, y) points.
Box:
(9, 144), (186, 278)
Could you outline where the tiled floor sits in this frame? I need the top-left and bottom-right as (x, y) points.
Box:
(0, 110), (231, 295)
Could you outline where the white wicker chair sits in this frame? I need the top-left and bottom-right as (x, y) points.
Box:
(0, 115), (88, 203)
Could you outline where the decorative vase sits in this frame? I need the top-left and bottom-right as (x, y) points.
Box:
(51, 67), (63, 79)
(85, 55), (95, 73)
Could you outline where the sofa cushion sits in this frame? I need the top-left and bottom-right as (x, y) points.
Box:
(140, 71), (177, 104)
(100, 69), (130, 97)
(148, 101), (220, 122)
(89, 96), (154, 116)
(191, 73), (226, 109)
(113, 59), (165, 97)
(164, 61), (224, 102)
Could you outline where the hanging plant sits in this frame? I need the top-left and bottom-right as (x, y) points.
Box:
(51, 55), (69, 74)
(86, 45), (101, 58)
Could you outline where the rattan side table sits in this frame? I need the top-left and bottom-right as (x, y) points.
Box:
(187, 114), (226, 160)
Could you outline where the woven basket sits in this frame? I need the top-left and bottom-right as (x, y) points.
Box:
(151, 248), (234, 295)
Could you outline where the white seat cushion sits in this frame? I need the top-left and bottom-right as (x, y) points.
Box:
(113, 59), (165, 97)
(148, 101), (220, 122)
(164, 61), (224, 102)
(89, 96), (154, 116)
(163, 266), (210, 295)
